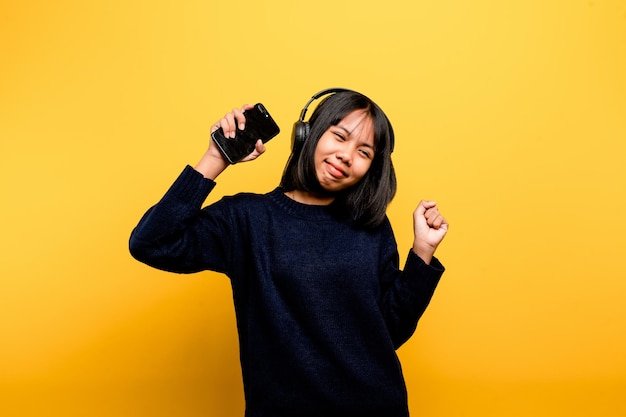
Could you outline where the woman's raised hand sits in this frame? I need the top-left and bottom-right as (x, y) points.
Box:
(195, 104), (266, 179)
(412, 200), (448, 265)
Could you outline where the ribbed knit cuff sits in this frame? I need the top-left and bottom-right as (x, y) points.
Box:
(162, 165), (217, 208)
(405, 249), (445, 279)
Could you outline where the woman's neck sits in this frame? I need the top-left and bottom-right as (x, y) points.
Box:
(284, 189), (334, 206)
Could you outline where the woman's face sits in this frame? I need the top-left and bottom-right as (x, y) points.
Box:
(314, 110), (375, 194)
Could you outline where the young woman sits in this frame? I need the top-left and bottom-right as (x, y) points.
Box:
(129, 89), (448, 417)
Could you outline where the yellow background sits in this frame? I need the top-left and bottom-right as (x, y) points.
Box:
(1, 0), (625, 416)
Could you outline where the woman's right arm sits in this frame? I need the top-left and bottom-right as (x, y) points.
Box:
(129, 104), (266, 273)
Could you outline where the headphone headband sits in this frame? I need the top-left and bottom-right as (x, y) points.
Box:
(297, 88), (353, 123)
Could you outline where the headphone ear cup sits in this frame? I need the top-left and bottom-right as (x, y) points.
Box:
(292, 121), (310, 150)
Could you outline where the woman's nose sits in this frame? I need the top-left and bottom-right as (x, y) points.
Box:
(336, 146), (352, 165)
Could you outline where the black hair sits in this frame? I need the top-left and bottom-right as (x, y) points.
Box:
(280, 90), (397, 229)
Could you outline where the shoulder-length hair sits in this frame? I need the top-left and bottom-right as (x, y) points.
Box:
(280, 90), (397, 229)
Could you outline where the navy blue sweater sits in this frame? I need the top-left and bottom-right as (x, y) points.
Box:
(129, 166), (444, 417)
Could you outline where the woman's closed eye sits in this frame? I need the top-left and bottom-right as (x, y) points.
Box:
(358, 148), (372, 159)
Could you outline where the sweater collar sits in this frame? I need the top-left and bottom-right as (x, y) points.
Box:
(268, 187), (340, 221)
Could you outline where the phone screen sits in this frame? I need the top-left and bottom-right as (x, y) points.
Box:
(211, 103), (280, 164)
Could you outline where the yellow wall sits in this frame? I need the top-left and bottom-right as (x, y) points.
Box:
(1, 1), (625, 416)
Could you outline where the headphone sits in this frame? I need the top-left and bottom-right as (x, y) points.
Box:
(291, 88), (394, 153)
(292, 88), (352, 150)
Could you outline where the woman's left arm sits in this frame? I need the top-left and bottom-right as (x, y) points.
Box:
(379, 250), (445, 348)
(379, 202), (449, 348)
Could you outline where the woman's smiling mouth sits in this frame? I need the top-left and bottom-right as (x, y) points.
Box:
(325, 160), (348, 178)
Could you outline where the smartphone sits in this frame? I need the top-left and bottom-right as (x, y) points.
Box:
(211, 103), (280, 164)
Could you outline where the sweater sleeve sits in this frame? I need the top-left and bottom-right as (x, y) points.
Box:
(128, 165), (233, 274)
(378, 222), (445, 349)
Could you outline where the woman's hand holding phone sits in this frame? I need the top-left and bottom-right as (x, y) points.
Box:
(211, 103), (279, 164)
(194, 104), (267, 179)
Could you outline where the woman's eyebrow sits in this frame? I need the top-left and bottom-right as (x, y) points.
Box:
(335, 125), (352, 136)
(336, 124), (375, 148)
